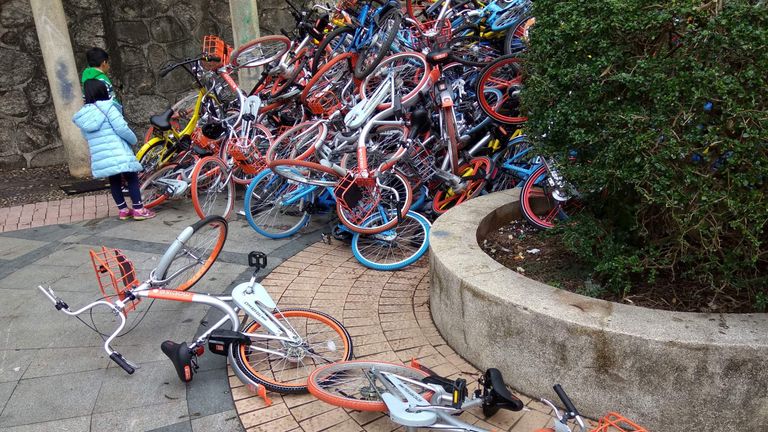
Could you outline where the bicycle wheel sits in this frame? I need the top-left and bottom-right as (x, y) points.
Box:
(311, 26), (356, 75)
(191, 156), (235, 220)
(352, 211), (430, 270)
(159, 215), (228, 291)
(266, 121), (329, 164)
(476, 55), (527, 125)
(137, 138), (170, 175)
(432, 156), (491, 214)
(519, 164), (574, 230)
(307, 360), (432, 412)
(231, 308), (354, 394)
(139, 162), (177, 208)
(361, 52), (430, 110)
(244, 170), (312, 239)
(448, 36), (501, 67)
(230, 35), (291, 68)
(490, 2), (529, 32)
(336, 171), (413, 235)
(354, 9), (403, 79)
(503, 17), (535, 56)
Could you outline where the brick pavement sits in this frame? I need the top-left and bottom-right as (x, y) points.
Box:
(0, 193), (116, 232)
(229, 241), (585, 432)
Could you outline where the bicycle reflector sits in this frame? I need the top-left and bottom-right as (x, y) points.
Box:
(89, 246), (141, 312)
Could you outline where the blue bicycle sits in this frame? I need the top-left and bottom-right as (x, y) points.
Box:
(311, 0), (403, 79)
(244, 169), (431, 270)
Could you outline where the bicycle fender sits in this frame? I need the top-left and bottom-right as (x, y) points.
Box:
(136, 136), (165, 160)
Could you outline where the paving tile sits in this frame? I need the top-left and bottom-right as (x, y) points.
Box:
(190, 410), (243, 432)
(245, 414), (299, 431)
(239, 403), (291, 429)
(0, 415), (90, 432)
(91, 399), (188, 432)
(298, 407), (349, 432)
(0, 369), (104, 427)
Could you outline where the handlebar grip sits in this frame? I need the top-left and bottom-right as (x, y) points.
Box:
(553, 384), (579, 418)
(110, 352), (135, 374)
(281, 28), (292, 38)
(159, 67), (172, 78)
(204, 55), (221, 63)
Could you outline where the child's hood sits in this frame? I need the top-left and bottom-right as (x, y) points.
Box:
(81, 67), (108, 83)
(72, 100), (112, 132)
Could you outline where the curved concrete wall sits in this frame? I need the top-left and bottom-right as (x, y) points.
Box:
(429, 189), (768, 432)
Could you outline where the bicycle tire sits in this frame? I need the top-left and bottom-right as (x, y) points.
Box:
(311, 26), (356, 76)
(230, 35), (291, 69)
(476, 54), (527, 125)
(489, 3), (528, 32)
(266, 121), (328, 164)
(336, 171), (413, 235)
(137, 138), (169, 175)
(352, 210), (430, 270)
(228, 123), (272, 186)
(191, 156), (235, 220)
(503, 16), (534, 56)
(159, 215), (228, 291)
(231, 308), (354, 394)
(244, 169), (311, 239)
(361, 52), (430, 110)
(139, 162), (177, 208)
(307, 360), (432, 412)
(519, 164), (560, 229)
(353, 8), (403, 80)
(448, 36), (501, 67)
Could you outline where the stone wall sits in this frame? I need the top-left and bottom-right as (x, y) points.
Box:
(0, 0), (64, 168)
(0, 0), (309, 170)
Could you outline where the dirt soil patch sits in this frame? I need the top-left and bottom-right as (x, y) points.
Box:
(0, 165), (106, 208)
(482, 219), (758, 313)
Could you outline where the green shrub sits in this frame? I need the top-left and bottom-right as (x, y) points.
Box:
(522, 1), (768, 305)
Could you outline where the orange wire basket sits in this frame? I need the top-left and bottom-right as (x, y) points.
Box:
(202, 35), (232, 71)
(592, 413), (648, 432)
(334, 172), (380, 225)
(411, 18), (453, 51)
(191, 127), (224, 151)
(90, 247), (141, 313)
(227, 136), (267, 175)
(306, 90), (342, 116)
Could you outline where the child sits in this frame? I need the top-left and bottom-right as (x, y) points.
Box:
(72, 79), (156, 220)
(81, 47), (122, 112)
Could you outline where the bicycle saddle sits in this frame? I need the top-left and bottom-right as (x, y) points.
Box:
(161, 340), (196, 383)
(408, 109), (431, 139)
(150, 109), (174, 132)
(481, 368), (524, 417)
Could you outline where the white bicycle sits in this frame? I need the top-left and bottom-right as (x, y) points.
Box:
(38, 216), (353, 396)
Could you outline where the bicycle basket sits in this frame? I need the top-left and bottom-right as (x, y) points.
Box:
(202, 35), (232, 71)
(227, 136), (267, 175)
(191, 125), (224, 150)
(306, 90), (342, 116)
(334, 172), (380, 225)
(593, 413), (648, 432)
(89, 247), (141, 312)
(400, 139), (437, 182)
(411, 19), (452, 51)
(336, 0), (358, 11)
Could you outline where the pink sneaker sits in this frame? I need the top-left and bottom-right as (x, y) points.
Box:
(132, 207), (156, 220)
(118, 208), (133, 220)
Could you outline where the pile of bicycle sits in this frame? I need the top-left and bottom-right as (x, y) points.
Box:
(135, 0), (581, 271)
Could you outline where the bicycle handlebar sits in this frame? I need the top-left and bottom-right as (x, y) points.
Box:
(553, 384), (580, 418)
(37, 285), (137, 375)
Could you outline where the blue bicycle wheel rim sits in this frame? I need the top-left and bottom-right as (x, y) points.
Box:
(351, 211), (431, 271)
(244, 170), (311, 239)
